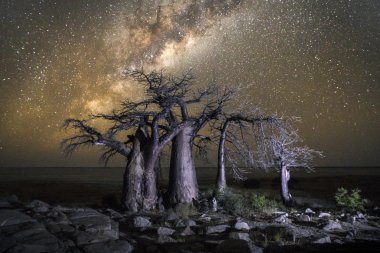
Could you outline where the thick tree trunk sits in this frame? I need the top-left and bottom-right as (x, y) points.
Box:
(121, 136), (144, 212)
(167, 125), (199, 205)
(280, 166), (294, 206)
(216, 121), (229, 195)
(142, 146), (158, 210)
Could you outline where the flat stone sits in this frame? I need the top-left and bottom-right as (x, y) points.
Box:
(0, 210), (34, 227)
(234, 221), (250, 231)
(163, 210), (178, 221)
(312, 236), (331, 244)
(323, 220), (343, 231)
(70, 215), (112, 233)
(45, 223), (75, 234)
(175, 219), (197, 227)
(66, 208), (101, 220)
(180, 226), (195, 236)
(229, 232), (251, 241)
(198, 214), (212, 223)
(27, 200), (50, 213)
(206, 224), (230, 234)
(157, 235), (177, 243)
(71, 230), (117, 246)
(133, 216), (152, 228)
(104, 209), (124, 219)
(157, 227), (176, 236)
(137, 235), (155, 244)
(0, 221), (61, 252)
(215, 239), (263, 253)
(82, 240), (133, 253)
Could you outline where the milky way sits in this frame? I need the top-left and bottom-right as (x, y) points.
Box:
(0, 0), (379, 167)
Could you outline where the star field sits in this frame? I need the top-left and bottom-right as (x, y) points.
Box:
(0, 0), (379, 166)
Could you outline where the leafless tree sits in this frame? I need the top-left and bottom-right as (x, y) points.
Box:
(214, 113), (282, 195)
(264, 118), (323, 206)
(62, 69), (236, 210)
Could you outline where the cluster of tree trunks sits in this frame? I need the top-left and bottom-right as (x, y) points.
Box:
(63, 69), (321, 212)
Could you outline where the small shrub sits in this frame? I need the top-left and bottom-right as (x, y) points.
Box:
(334, 187), (369, 212)
(219, 189), (281, 217)
(248, 193), (279, 213)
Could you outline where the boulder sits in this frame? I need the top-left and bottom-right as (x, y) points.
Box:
(27, 200), (50, 213)
(305, 208), (316, 216)
(82, 240), (134, 253)
(298, 214), (311, 222)
(206, 224), (230, 234)
(323, 220), (343, 231)
(133, 216), (152, 228)
(215, 239), (263, 253)
(318, 212), (331, 218)
(157, 227), (176, 236)
(234, 221), (250, 231)
(275, 214), (290, 224)
(0, 210), (34, 227)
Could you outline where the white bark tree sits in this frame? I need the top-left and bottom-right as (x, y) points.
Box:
(266, 118), (323, 206)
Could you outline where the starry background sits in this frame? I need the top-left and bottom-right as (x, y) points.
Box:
(0, 0), (379, 167)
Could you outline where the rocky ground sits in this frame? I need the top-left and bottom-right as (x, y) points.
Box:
(1, 195), (380, 253)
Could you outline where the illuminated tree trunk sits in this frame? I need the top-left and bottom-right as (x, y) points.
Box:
(142, 146), (158, 210)
(280, 165), (294, 206)
(216, 121), (229, 194)
(122, 134), (144, 212)
(167, 125), (199, 205)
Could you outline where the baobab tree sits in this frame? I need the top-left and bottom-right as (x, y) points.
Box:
(62, 69), (202, 211)
(166, 87), (235, 206)
(126, 69), (239, 206)
(62, 109), (190, 211)
(62, 69), (235, 210)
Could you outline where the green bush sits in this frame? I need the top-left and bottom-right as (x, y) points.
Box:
(334, 187), (369, 212)
(248, 193), (279, 212)
(219, 189), (280, 217)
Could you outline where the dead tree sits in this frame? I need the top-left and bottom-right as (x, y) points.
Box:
(264, 118), (322, 206)
(214, 114), (281, 195)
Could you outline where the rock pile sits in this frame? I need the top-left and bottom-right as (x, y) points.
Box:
(1, 196), (380, 253)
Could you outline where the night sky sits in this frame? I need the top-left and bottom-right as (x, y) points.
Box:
(0, 0), (379, 167)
